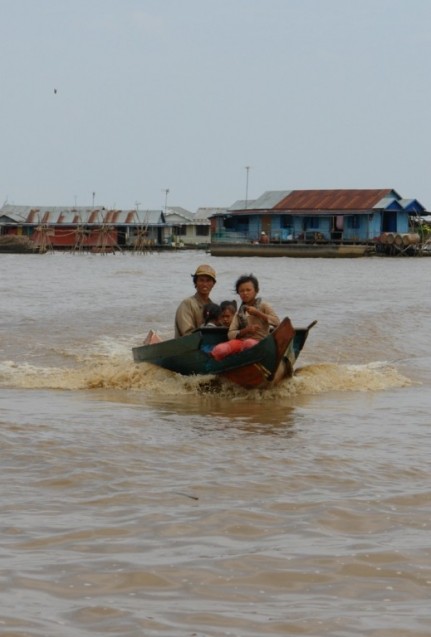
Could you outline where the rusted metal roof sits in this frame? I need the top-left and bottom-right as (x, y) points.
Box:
(0, 204), (166, 226)
(274, 189), (398, 211)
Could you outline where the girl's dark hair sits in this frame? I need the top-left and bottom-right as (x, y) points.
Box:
(203, 302), (221, 324)
(220, 300), (237, 312)
(234, 274), (259, 294)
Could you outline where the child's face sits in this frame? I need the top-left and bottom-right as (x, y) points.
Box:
(238, 281), (257, 305)
(220, 309), (235, 327)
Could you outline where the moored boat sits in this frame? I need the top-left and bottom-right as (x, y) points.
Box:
(209, 242), (374, 258)
(132, 317), (317, 389)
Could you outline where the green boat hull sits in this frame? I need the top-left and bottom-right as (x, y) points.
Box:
(132, 317), (316, 389)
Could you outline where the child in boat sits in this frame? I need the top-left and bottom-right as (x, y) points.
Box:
(219, 300), (237, 327)
(211, 274), (280, 361)
(201, 302), (222, 327)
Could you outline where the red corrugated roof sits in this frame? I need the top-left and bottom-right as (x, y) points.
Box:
(274, 189), (394, 211)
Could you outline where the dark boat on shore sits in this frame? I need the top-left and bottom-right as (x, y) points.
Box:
(132, 317), (317, 389)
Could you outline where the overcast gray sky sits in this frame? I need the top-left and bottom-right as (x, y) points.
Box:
(1, 0), (430, 211)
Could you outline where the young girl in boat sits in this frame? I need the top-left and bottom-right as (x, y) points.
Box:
(219, 300), (237, 327)
(211, 274), (280, 361)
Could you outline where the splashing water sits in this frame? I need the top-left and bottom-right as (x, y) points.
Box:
(0, 339), (412, 398)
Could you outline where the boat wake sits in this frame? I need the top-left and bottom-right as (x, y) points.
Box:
(0, 335), (413, 399)
(292, 361), (412, 394)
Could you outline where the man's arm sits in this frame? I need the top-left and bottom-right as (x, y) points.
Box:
(175, 298), (198, 337)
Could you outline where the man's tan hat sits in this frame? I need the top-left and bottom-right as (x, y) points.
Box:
(192, 264), (216, 281)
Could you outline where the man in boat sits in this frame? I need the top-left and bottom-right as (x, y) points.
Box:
(174, 264), (217, 337)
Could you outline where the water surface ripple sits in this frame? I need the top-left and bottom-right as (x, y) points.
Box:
(0, 252), (430, 636)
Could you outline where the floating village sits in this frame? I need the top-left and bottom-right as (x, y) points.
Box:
(1, 187), (430, 257)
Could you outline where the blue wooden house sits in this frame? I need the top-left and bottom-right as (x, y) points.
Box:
(211, 189), (426, 244)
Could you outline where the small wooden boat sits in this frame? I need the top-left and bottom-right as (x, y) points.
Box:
(132, 317), (317, 389)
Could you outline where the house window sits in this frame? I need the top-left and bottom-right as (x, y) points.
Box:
(173, 225), (187, 236)
(281, 215), (293, 228)
(225, 216), (249, 229)
(196, 225), (210, 236)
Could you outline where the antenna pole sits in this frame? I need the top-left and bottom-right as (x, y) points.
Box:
(245, 166), (250, 209)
